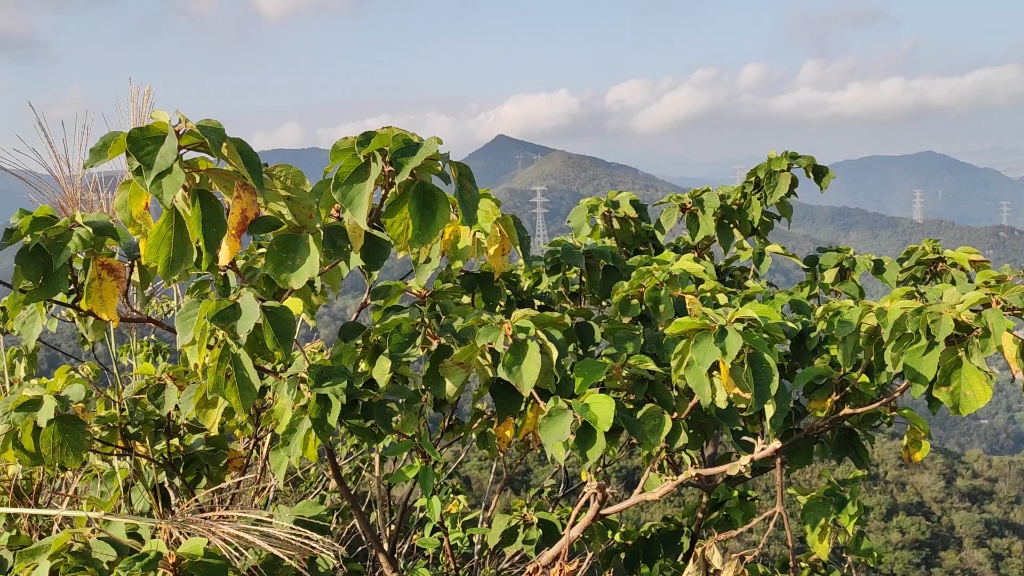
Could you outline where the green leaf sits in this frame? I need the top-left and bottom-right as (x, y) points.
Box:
(224, 137), (265, 194)
(574, 422), (606, 467)
(382, 180), (451, 252)
(126, 123), (178, 190)
(143, 205), (196, 281)
(538, 404), (573, 460)
(933, 355), (993, 416)
(391, 137), (439, 182)
(332, 155), (382, 227)
(577, 393), (615, 432)
(573, 358), (611, 394)
(449, 160), (480, 226)
(85, 131), (127, 169)
(115, 550), (163, 575)
(498, 339), (542, 396)
(191, 189), (227, 270)
(265, 233), (321, 290)
(39, 414), (90, 468)
(176, 300), (206, 348)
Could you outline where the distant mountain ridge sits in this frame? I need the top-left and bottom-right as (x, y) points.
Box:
(802, 150), (1024, 227)
(459, 134), (554, 190)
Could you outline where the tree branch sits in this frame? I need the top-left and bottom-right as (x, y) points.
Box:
(324, 443), (400, 576)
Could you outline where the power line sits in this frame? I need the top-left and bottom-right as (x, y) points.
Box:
(912, 190), (924, 223)
(530, 185), (549, 251)
(1001, 201), (1012, 226)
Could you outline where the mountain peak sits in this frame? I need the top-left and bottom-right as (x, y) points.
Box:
(460, 135), (556, 189)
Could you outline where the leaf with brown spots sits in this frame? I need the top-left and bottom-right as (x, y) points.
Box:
(218, 181), (260, 266)
(83, 257), (127, 326)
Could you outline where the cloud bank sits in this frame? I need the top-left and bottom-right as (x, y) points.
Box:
(251, 58), (1024, 157)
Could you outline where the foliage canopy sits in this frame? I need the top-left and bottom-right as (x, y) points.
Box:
(2, 111), (1024, 576)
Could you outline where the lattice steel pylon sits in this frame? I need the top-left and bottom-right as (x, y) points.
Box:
(912, 190), (925, 223)
(515, 152), (526, 171)
(1001, 201), (1012, 226)
(530, 185), (549, 252)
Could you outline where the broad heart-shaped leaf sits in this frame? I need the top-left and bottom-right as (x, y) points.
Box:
(82, 257), (127, 327)
(39, 414), (90, 468)
(264, 233), (321, 290)
(224, 137), (265, 194)
(85, 130), (127, 169)
(449, 160), (480, 226)
(498, 339), (542, 396)
(574, 358), (611, 394)
(575, 393), (615, 432)
(142, 205), (196, 281)
(622, 404), (671, 452)
(933, 355), (993, 416)
(382, 180), (452, 253)
(573, 422), (606, 468)
(332, 154), (382, 228)
(391, 137), (439, 182)
(262, 302), (297, 354)
(538, 404), (573, 462)
(126, 123), (178, 190)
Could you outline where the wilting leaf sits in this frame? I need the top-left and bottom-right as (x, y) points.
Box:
(218, 181), (260, 266)
(494, 417), (515, 452)
(82, 257), (127, 326)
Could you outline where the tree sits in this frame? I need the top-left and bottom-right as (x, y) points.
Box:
(1, 111), (1023, 576)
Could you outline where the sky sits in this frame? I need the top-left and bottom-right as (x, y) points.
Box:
(2, 0), (1024, 177)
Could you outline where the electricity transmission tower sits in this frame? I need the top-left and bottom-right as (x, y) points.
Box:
(530, 186), (549, 251)
(912, 190), (925, 223)
(532, 153), (542, 166)
(515, 152), (525, 171)
(1001, 202), (1012, 226)
(732, 165), (746, 184)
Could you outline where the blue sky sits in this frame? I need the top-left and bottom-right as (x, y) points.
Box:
(2, 0), (1024, 176)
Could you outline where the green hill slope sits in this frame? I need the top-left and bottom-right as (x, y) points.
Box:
(459, 134), (554, 189)
(492, 150), (685, 238)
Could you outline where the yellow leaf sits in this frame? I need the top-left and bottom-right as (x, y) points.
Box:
(227, 449), (246, 474)
(444, 498), (462, 515)
(82, 257), (127, 326)
(807, 395), (833, 416)
(901, 425), (931, 463)
(218, 181), (260, 266)
(72, 403), (94, 423)
(518, 402), (543, 445)
(494, 417), (515, 452)
(1002, 331), (1022, 377)
(720, 359), (751, 402)
(580, 469), (588, 482)
(485, 222), (512, 278)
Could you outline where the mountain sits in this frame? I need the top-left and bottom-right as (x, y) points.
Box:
(799, 151), (1024, 227)
(459, 135), (554, 190)
(259, 148), (331, 181)
(776, 201), (1024, 267)
(489, 149), (686, 237)
(0, 171), (34, 222)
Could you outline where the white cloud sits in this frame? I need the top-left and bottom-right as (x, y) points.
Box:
(251, 121), (305, 150)
(249, 0), (348, 22)
(308, 89), (585, 156)
(253, 59), (1024, 157)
